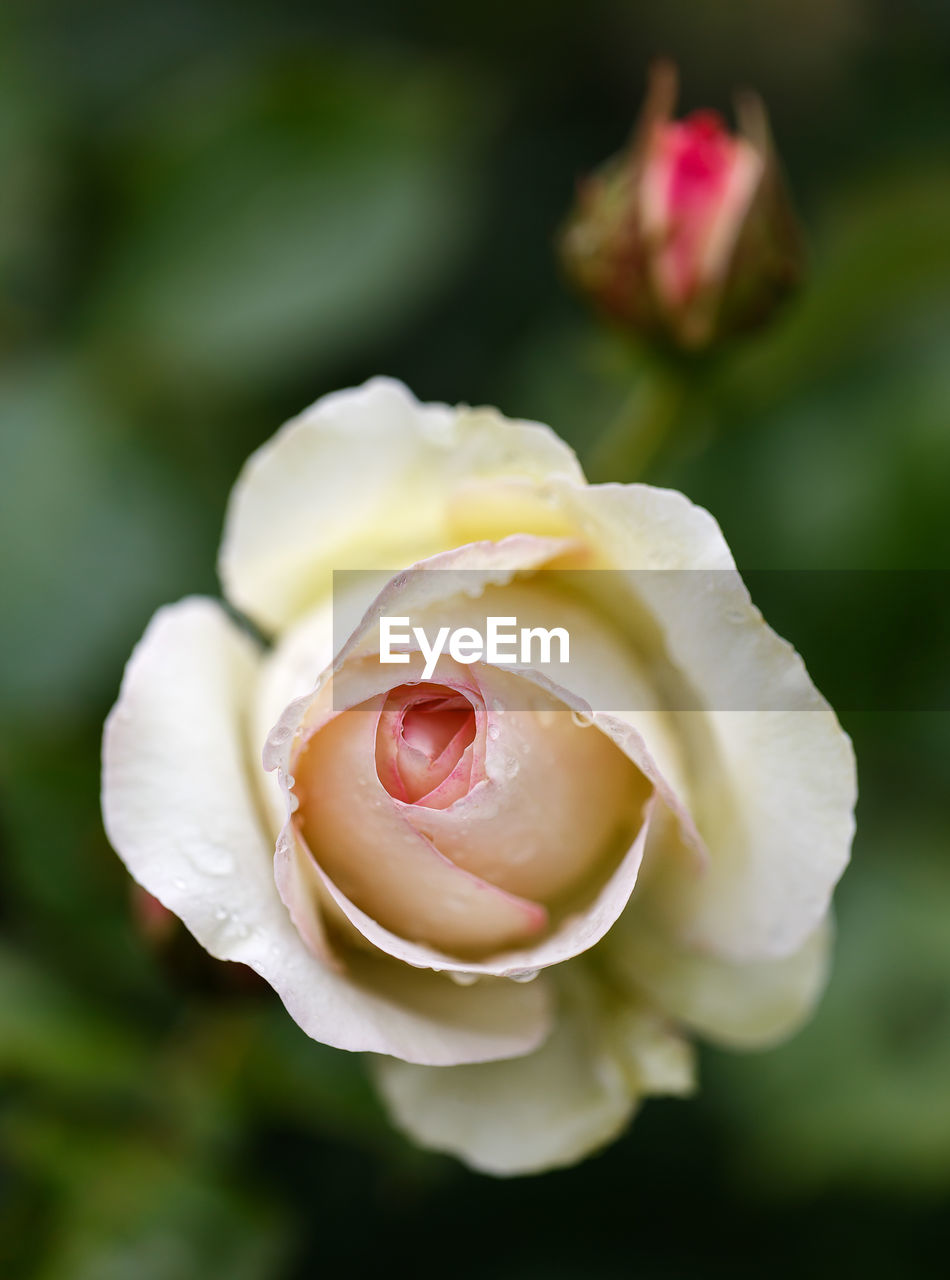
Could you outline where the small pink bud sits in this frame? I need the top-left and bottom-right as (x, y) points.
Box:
(560, 62), (803, 349)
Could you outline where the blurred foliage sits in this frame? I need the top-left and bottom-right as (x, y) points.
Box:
(1, 0), (949, 1276)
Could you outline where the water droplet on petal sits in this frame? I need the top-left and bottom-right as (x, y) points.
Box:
(510, 968), (540, 983)
(487, 723), (501, 742)
(449, 970), (480, 986)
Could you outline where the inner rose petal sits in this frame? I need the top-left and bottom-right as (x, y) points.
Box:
(376, 685), (477, 804)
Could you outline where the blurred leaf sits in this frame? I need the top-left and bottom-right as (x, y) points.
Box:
(502, 317), (637, 458)
(708, 831), (950, 1192)
(237, 1003), (386, 1146)
(13, 1122), (289, 1280)
(665, 305), (950, 570)
(0, 945), (148, 1096)
(719, 165), (950, 413)
(84, 55), (489, 389)
(0, 13), (70, 345)
(0, 357), (213, 725)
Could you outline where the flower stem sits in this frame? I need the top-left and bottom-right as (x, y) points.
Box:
(585, 362), (690, 483)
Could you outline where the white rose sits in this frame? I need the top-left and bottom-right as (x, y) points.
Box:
(102, 378), (856, 1175)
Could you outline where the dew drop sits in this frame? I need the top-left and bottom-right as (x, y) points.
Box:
(487, 723), (501, 742)
(510, 968), (540, 984)
(448, 970), (480, 986)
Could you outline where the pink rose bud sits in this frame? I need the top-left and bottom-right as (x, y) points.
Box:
(561, 62), (803, 349)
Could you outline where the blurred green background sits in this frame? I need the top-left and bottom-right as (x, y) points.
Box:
(1, 0), (949, 1275)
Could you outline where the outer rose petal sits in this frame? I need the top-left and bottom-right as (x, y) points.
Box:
(552, 479), (857, 962)
(219, 378), (585, 632)
(374, 966), (694, 1176)
(101, 598), (551, 1065)
(603, 910), (832, 1049)
(250, 569), (389, 835)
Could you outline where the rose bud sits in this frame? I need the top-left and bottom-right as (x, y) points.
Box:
(560, 61), (804, 349)
(102, 379), (854, 1175)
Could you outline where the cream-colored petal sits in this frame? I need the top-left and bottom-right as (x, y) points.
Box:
(262, 545), (695, 978)
(373, 965), (694, 1176)
(405, 689), (648, 906)
(250, 568), (391, 835)
(305, 795), (651, 981)
(293, 696), (550, 956)
(101, 598), (551, 1065)
(272, 639), (656, 977)
(605, 909), (832, 1049)
(251, 601), (334, 838)
(554, 480), (857, 962)
(219, 378), (585, 632)
(329, 540), (697, 896)
(333, 542), (699, 860)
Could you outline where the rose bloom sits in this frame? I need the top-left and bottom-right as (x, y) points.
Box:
(102, 379), (855, 1175)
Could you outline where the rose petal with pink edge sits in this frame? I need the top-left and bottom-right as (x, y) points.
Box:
(404, 664), (651, 906)
(102, 597), (551, 1065)
(305, 791), (653, 980)
(293, 692), (550, 957)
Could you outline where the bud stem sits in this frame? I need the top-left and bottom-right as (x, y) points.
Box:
(585, 362), (691, 483)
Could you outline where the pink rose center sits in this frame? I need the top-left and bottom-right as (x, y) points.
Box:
(666, 110), (734, 217)
(652, 109), (738, 304)
(376, 684), (478, 805)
